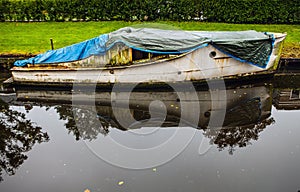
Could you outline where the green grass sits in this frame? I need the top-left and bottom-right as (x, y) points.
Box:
(0, 21), (299, 57)
(0, 21), (131, 54)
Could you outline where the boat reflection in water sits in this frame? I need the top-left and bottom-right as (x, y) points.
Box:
(14, 83), (273, 150)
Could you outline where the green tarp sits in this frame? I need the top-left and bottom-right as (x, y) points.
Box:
(108, 27), (274, 68)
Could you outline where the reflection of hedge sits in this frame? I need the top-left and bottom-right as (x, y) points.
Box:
(0, 0), (299, 24)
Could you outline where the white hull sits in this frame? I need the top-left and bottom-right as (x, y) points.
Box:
(11, 33), (286, 86)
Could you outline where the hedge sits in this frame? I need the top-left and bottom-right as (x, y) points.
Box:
(0, 0), (299, 24)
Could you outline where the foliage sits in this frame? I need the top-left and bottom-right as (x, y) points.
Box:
(205, 117), (275, 155)
(0, 0), (299, 24)
(0, 99), (49, 182)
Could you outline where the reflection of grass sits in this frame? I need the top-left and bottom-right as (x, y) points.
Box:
(0, 21), (299, 57)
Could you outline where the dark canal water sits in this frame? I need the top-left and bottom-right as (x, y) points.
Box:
(0, 71), (300, 192)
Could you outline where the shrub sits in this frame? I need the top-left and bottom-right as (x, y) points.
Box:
(0, 0), (299, 24)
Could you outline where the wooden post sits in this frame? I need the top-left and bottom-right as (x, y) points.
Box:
(50, 38), (54, 50)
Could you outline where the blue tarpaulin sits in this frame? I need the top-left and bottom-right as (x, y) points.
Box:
(14, 34), (108, 67)
(14, 27), (274, 68)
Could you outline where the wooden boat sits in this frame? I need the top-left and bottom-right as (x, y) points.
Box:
(10, 27), (286, 87)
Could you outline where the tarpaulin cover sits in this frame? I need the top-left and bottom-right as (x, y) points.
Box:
(14, 27), (274, 68)
(14, 34), (108, 67)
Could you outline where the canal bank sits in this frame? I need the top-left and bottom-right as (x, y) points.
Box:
(0, 54), (36, 70)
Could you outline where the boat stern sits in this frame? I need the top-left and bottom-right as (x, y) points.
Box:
(266, 32), (287, 70)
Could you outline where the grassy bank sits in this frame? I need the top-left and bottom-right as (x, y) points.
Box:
(0, 21), (299, 57)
